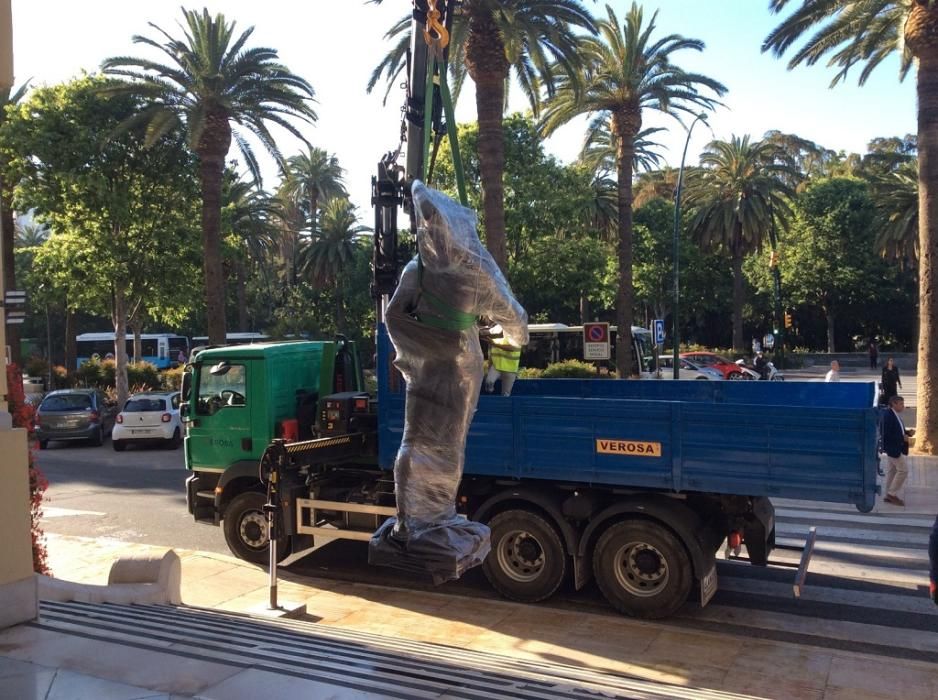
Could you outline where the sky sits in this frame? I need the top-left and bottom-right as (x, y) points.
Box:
(9, 0), (918, 217)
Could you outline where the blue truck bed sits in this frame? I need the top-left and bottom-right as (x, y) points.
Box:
(377, 330), (879, 512)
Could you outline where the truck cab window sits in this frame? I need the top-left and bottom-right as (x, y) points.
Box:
(196, 363), (247, 416)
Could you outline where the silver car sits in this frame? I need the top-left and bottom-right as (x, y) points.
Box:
(35, 389), (116, 449)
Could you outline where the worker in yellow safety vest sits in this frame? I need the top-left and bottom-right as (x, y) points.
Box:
(484, 334), (522, 396)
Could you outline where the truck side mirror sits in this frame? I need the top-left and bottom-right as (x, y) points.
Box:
(180, 403), (190, 420)
(181, 369), (192, 402)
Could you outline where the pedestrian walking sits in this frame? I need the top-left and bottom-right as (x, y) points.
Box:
(824, 360), (840, 383)
(868, 338), (878, 369)
(882, 395), (911, 507)
(881, 357), (902, 404)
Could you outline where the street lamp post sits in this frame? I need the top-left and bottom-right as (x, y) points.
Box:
(672, 113), (708, 379)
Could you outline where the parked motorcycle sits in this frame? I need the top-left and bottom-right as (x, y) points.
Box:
(735, 358), (784, 381)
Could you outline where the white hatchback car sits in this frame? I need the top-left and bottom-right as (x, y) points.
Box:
(112, 391), (183, 451)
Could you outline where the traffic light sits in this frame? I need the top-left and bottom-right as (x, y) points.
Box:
(784, 311), (793, 329)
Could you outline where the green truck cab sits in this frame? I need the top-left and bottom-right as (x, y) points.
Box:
(183, 338), (366, 560)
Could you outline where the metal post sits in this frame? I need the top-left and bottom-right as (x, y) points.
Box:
(672, 114), (707, 379)
(266, 468), (279, 610)
(767, 210), (785, 369)
(45, 304), (52, 390)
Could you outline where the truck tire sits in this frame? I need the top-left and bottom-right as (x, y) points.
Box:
(483, 509), (567, 603)
(223, 491), (290, 565)
(593, 519), (692, 619)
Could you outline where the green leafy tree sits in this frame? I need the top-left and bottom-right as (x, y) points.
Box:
(434, 115), (603, 260)
(685, 135), (800, 351)
(1, 76), (201, 404)
(368, 0), (596, 273)
(102, 7), (316, 345)
(301, 198), (370, 333)
(768, 178), (890, 351)
(0, 82), (30, 365)
(510, 236), (613, 323)
(540, 3), (725, 376)
(763, 0), (938, 452)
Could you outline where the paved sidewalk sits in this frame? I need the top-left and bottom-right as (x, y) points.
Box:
(1, 519), (936, 700)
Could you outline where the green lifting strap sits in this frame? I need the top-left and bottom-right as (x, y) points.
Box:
(412, 55), (475, 332)
(415, 256), (478, 332)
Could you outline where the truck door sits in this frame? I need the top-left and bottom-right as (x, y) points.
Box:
(187, 360), (253, 470)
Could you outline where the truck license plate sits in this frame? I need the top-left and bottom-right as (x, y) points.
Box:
(700, 564), (718, 607)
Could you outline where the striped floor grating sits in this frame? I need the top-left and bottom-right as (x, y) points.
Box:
(35, 600), (747, 700)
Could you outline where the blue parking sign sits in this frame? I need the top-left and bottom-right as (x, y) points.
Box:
(653, 319), (665, 345)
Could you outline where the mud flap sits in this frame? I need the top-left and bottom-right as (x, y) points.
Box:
(700, 561), (718, 607)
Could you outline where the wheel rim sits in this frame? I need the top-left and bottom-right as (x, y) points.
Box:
(239, 511), (268, 550)
(612, 541), (670, 597)
(496, 529), (546, 583)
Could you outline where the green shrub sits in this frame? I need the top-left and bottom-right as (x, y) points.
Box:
(51, 365), (72, 389)
(128, 361), (159, 390)
(518, 367), (543, 379)
(541, 359), (604, 379)
(75, 358), (105, 388)
(24, 356), (48, 379)
(162, 365), (184, 391)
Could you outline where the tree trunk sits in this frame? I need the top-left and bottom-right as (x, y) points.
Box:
(335, 280), (345, 335)
(731, 246), (745, 352)
(112, 288), (129, 407)
(199, 154), (228, 345)
(64, 306), (76, 374)
(612, 111), (638, 378)
(0, 187), (20, 366)
(465, 7), (510, 274)
(236, 260), (248, 331)
(914, 52), (938, 451)
(579, 295), (591, 324)
(131, 321), (142, 365)
(824, 306), (836, 353)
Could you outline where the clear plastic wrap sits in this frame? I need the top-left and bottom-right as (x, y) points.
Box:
(369, 181), (528, 583)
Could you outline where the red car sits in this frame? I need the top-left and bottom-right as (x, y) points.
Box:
(680, 352), (749, 380)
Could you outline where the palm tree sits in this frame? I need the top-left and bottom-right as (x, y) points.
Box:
(270, 185), (307, 289)
(102, 8), (316, 344)
(539, 3), (725, 376)
(1, 82), (30, 366)
(222, 173), (276, 330)
(281, 146), (346, 230)
(873, 160), (919, 266)
(763, 0), (938, 452)
(301, 198), (370, 333)
(580, 120), (666, 177)
(368, 0), (596, 274)
(684, 135), (800, 351)
(13, 210), (50, 248)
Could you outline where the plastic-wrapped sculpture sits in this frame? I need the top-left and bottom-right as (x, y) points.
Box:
(369, 181), (528, 583)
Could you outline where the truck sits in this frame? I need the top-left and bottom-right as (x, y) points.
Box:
(181, 0), (879, 619)
(183, 330), (878, 618)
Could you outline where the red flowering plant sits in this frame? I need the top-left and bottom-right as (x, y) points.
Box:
(6, 364), (50, 574)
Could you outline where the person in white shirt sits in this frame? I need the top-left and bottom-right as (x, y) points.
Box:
(825, 359), (840, 383)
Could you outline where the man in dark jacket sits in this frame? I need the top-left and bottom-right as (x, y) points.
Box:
(882, 395), (910, 506)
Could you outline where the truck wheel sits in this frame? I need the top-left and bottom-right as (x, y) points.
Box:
(593, 519), (692, 619)
(483, 509), (567, 603)
(223, 491), (290, 565)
